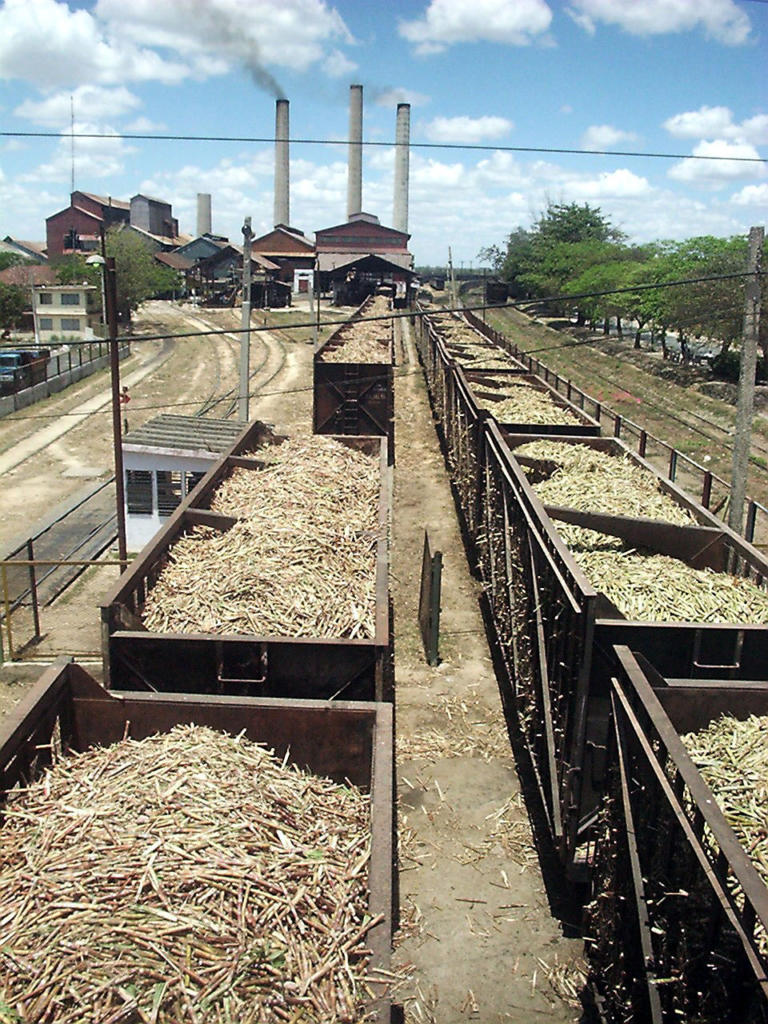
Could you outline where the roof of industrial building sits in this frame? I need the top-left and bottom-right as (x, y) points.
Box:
(0, 265), (57, 287)
(316, 251), (414, 273)
(123, 415), (244, 456)
(77, 191), (131, 210)
(154, 250), (195, 271)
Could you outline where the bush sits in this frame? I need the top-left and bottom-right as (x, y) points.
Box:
(711, 349), (766, 383)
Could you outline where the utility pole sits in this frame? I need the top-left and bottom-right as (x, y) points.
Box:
(239, 216), (253, 422)
(105, 256), (128, 565)
(447, 247), (458, 310)
(728, 225), (763, 536)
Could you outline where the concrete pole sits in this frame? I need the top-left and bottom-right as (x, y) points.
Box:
(239, 216), (253, 422)
(728, 225), (763, 536)
(104, 256), (127, 565)
(393, 103), (411, 233)
(196, 193), (212, 236)
(274, 99), (290, 227)
(347, 84), (363, 220)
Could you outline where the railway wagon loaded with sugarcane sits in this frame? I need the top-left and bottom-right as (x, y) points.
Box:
(586, 645), (768, 1024)
(0, 659), (396, 1023)
(412, 305), (599, 549)
(313, 294), (395, 462)
(412, 306), (768, 872)
(102, 421), (393, 702)
(477, 424), (768, 870)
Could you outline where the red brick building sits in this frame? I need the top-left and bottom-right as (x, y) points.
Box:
(46, 191), (131, 258)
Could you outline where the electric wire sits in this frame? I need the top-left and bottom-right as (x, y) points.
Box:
(0, 130), (765, 164)
(1, 269), (760, 351)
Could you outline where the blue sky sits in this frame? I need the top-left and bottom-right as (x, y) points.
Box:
(0, 0), (766, 265)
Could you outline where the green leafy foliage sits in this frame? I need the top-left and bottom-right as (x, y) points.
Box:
(0, 283), (27, 329)
(105, 229), (181, 321)
(485, 203), (766, 371)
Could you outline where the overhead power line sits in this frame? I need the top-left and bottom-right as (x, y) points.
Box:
(0, 268), (752, 350)
(0, 130), (765, 164)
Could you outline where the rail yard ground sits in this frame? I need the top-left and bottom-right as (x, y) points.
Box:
(2, 294), (767, 1017)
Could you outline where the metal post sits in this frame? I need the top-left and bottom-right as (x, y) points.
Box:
(239, 216), (253, 422)
(1, 565), (14, 662)
(729, 226), (763, 535)
(104, 256), (128, 565)
(27, 538), (40, 639)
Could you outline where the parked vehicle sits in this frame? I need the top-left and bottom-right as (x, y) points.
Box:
(0, 348), (49, 395)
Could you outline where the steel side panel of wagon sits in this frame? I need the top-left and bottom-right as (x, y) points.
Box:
(0, 660), (396, 1024)
(102, 433), (392, 701)
(586, 646), (768, 1024)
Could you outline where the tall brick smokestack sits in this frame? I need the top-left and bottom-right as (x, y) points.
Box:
(347, 84), (363, 220)
(274, 99), (290, 227)
(393, 103), (410, 233)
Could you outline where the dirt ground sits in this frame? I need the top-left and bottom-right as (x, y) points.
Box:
(0, 298), (588, 1018)
(391, 319), (585, 1022)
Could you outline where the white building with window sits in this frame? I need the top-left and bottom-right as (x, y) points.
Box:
(32, 283), (99, 340)
(123, 414), (244, 551)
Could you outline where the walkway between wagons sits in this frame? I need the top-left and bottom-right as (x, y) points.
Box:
(391, 318), (586, 1023)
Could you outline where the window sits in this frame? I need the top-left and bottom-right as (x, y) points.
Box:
(186, 471), (206, 495)
(157, 470), (183, 516)
(38, 317), (53, 331)
(39, 292), (53, 305)
(126, 470), (152, 514)
(61, 292), (81, 305)
(60, 317), (81, 332)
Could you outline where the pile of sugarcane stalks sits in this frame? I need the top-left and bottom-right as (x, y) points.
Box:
(558, 524), (768, 624)
(142, 438), (381, 640)
(0, 724), (380, 1023)
(682, 713), (768, 953)
(516, 439), (696, 523)
(474, 385), (580, 426)
(320, 296), (392, 364)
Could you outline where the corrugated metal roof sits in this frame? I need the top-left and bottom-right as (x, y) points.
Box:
(123, 415), (243, 454)
(317, 251), (413, 272)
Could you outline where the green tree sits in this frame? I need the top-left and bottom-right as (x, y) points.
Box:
(55, 253), (101, 287)
(0, 283), (27, 329)
(0, 252), (24, 272)
(105, 229), (181, 323)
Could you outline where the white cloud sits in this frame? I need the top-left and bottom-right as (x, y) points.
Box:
(323, 49), (358, 78)
(96, 0), (355, 92)
(0, 0), (355, 93)
(580, 124), (639, 151)
(14, 86), (141, 127)
(567, 0), (751, 45)
(399, 0), (552, 55)
(664, 106), (768, 145)
(125, 117), (167, 133)
(668, 139), (767, 185)
(730, 183), (768, 206)
(18, 121), (137, 185)
(567, 168), (652, 199)
(423, 115), (514, 143)
(374, 89), (431, 108)
(0, 0), (189, 88)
